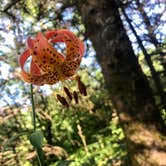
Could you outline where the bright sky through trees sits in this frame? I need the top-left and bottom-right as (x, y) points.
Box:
(0, 1), (165, 107)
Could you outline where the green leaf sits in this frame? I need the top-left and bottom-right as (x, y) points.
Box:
(29, 130), (43, 149)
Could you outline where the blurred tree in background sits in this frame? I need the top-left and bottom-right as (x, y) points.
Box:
(0, 0), (166, 166)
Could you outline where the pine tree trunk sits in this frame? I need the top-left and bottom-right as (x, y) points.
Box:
(77, 0), (166, 165)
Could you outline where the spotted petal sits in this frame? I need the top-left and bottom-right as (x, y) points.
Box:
(19, 49), (45, 85)
(27, 32), (65, 73)
(45, 29), (85, 77)
(45, 29), (85, 60)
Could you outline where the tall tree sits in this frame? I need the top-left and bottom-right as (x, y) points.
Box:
(76, 0), (166, 165)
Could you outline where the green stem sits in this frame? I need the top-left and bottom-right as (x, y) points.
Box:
(37, 148), (44, 166)
(30, 85), (44, 165)
(30, 84), (36, 132)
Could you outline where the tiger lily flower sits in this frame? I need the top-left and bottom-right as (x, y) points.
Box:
(19, 29), (85, 86)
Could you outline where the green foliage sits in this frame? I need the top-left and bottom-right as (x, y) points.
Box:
(1, 0), (165, 165)
(0, 67), (127, 165)
(138, 49), (166, 121)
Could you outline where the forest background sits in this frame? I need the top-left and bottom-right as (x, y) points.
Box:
(0, 0), (166, 166)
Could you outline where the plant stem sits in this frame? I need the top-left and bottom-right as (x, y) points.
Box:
(37, 148), (44, 166)
(30, 84), (36, 132)
(30, 85), (44, 166)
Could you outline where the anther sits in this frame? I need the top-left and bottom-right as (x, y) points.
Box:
(73, 91), (79, 104)
(57, 94), (69, 108)
(64, 87), (72, 100)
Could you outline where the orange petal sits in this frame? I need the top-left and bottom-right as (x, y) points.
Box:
(63, 31), (84, 61)
(21, 69), (62, 85)
(45, 30), (84, 78)
(30, 59), (41, 75)
(46, 29), (75, 40)
(60, 29), (85, 58)
(46, 29), (85, 61)
(56, 29), (76, 40)
(62, 59), (81, 77)
(42, 71), (61, 85)
(19, 49), (46, 85)
(19, 49), (41, 75)
(18, 49), (30, 71)
(28, 32), (65, 73)
(78, 38), (85, 56)
(45, 30), (61, 41)
(27, 37), (35, 50)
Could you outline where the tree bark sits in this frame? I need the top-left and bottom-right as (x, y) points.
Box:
(77, 0), (166, 165)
